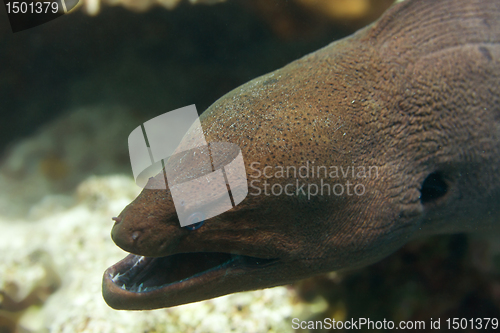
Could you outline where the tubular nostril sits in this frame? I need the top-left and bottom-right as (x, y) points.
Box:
(110, 216), (142, 252)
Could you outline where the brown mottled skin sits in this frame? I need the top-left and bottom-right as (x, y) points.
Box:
(103, 0), (500, 310)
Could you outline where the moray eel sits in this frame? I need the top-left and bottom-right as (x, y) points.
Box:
(103, 0), (500, 310)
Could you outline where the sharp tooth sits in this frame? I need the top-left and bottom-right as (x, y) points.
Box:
(111, 272), (122, 282)
(132, 256), (146, 268)
(121, 284), (126, 289)
(138, 283), (144, 292)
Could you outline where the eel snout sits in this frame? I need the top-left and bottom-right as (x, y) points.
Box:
(104, 171), (286, 310)
(109, 165), (187, 257)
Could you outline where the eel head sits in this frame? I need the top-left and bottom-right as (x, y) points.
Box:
(103, 0), (500, 310)
(101, 53), (424, 309)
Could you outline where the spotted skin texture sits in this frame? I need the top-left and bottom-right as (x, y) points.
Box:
(103, 0), (500, 310)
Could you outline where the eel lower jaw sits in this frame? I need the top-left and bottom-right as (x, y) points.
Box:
(103, 252), (278, 309)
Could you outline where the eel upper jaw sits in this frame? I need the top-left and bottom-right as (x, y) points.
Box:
(102, 250), (279, 310)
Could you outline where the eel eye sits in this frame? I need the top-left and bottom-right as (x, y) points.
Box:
(420, 171), (448, 204)
(184, 212), (205, 231)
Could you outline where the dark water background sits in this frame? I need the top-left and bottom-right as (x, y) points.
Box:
(0, 0), (356, 154)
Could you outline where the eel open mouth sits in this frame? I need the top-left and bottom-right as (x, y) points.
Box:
(104, 252), (277, 295)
